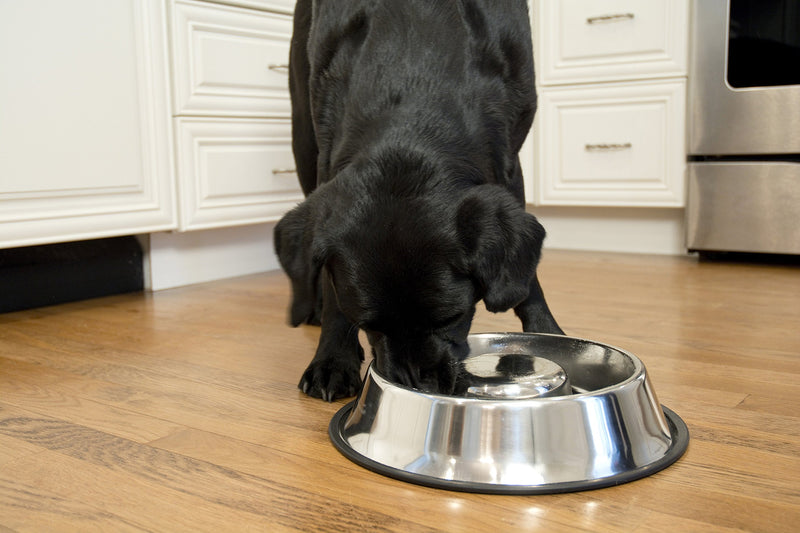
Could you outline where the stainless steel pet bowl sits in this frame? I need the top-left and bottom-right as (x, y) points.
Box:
(329, 333), (688, 494)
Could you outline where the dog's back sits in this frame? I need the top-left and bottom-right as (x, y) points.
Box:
(297, 0), (536, 198)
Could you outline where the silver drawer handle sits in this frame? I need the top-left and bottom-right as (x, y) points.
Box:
(268, 64), (289, 74)
(272, 168), (297, 175)
(585, 143), (632, 151)
(586, 13), (635, 24)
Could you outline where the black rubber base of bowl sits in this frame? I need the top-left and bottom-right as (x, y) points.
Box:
(329, 403), (689, 495)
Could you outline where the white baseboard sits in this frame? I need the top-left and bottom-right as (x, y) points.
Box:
(141, 207), (685, 291)
(144, 223), (280, 291)
(531, 206), (687, 255)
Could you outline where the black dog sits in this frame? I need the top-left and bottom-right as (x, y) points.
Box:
(274, 0), (563, 401)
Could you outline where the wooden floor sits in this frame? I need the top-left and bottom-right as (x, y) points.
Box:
(1, 250), (798, 532)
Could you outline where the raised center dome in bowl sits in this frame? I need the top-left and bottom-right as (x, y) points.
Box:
(460, 352), (571, 399)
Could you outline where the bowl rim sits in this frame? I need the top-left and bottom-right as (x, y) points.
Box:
(367, 332), (646, 403)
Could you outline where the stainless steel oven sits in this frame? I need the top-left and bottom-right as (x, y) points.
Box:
(687, 0), (800, 255)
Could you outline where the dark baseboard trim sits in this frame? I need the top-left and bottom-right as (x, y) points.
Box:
(0, 236), (144, 314)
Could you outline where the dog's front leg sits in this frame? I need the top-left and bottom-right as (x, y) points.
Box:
(298, 275), (364, 401)
(514, 274), (564, 335)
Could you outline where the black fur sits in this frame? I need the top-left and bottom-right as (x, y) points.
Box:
(275, 0), (563, 401)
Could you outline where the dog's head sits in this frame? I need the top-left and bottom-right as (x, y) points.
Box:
(274, 179), (546, 394)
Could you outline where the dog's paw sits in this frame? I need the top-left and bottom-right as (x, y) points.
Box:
(298, 358), (362, 402)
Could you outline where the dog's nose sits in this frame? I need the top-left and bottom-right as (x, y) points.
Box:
(386, 359), (459, 395)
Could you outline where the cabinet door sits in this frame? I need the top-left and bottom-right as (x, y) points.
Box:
(0, 0), (175, 248)
(175, 118), (303, 230)
(536, 0), (689, 85)
(535, 80), (686, 207)
(170, 0), (293, 118)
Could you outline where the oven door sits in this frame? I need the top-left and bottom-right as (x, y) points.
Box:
(687, 162), (800, 254)
(688, 0), (800, 155)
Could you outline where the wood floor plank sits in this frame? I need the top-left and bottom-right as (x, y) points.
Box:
(1, 250), (798, 531)
(0, 475), (148, 533)
(0, 433), (42, 469)
(0, 357), (185, 444)
(0, 404), (435, 533)
(149, 427), (660, 532)
(0, 452), (292, 533)
(631, 511), (756, 533)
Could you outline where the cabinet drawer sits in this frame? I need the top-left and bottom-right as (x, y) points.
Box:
(175, 118), (304, 230)
(535, 80), (685, 207)
(535, 0), (688, 85)
(171, 0), (292, 117)
(206, 0), (294, 15)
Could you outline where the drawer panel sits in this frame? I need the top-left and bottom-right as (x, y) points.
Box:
(207, 0), (294, 15)
(175, 118), (304, 230)
(171, 0), (292, 117)
(535, 0), (688, 84)
(535, 80), (686, 207)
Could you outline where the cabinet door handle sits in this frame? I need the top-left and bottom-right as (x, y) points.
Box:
(268, 64), (289, 74)
(585, 143), (632, 151)
(586, 13), (635, 24)
(272, 168), (297, 175)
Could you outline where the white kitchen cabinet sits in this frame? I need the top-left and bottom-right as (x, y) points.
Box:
(0, 0), (176, 249)
(171, 0), (293, 118)
(530, 0), (689, 208)
(169, 0), (302, 231)
(175, 118), (301, 230)
(536, 80), (686, 207)
(537, 0), (688, 85)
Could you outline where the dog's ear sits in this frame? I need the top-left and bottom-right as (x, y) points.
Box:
(456, 186), (546, 312)
(274, 189), (331, 326)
